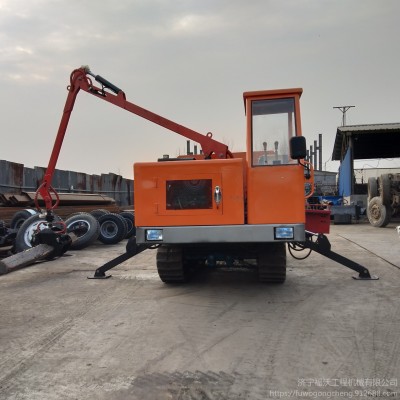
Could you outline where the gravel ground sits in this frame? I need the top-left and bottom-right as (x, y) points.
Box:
(0, 221), (399, 400)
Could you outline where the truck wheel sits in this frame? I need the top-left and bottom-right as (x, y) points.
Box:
(367, 177), (378, 200)
(14, 213), (62, 252)
(65, 213), (100, 250)
(379, 174), (391, 206)
(257, 243), (286, 283)
(10, 209), (38, 230)
(156, 245), (189, 283)
(119, 211), (136, 238)
(90, 209), (110, 220)
(98, 213), (127, 244)
(367, 196), (391, 227)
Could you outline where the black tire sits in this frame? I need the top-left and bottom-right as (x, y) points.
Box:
(119, 211), (136, 238)
(90, 209), (111, 220)
(367, 196), (391, 227)
(257, 243), (287, 283)
(64, 211), (89, 220)
(156, 245), (189, 283)
(98, 213), (127, 244)
(10, 209), (38, 230)
(15, 213), (62, 252)
(367, 177), (378, 200)
(65, 212), (100, 250)
(379, 174), (391, 206)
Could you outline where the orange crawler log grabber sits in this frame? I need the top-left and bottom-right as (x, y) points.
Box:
(33, 66), (378, 282)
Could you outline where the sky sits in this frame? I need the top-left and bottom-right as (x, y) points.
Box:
(1, 0), (400, 179)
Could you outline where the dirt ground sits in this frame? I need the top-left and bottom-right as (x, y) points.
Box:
(0, 221), (399, 400)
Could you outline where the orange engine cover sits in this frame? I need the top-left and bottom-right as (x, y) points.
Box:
(134, 158), (245, 227)
(247, 165), (306, 224)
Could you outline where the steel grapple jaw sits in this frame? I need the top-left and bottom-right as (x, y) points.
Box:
(32, 228), (72, 259)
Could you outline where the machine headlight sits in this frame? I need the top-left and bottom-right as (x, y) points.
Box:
(146, 229), (163, 241)
(274, 227), (294, 240)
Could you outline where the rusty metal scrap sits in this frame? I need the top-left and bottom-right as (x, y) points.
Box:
(0, 192), (115, 207)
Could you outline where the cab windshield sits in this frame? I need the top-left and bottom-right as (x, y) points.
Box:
(252, 98), (296, 166)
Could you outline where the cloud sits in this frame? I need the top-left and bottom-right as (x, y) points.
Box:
(1, 0), (400, 176)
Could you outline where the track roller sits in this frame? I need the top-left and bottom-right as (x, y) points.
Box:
(257, 243), (287, 283)
(156, 245), (190, 283)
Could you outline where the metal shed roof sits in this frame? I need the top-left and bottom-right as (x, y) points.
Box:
(332, 123), (400, 160)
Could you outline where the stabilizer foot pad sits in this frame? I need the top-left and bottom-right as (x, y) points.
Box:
(352, 275), (379, 280)
(87, 274), (112, 279)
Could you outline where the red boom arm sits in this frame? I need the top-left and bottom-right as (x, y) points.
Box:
(36, 66), (232, 214)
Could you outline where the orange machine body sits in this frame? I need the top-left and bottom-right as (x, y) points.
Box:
(134, 87), (308, 231)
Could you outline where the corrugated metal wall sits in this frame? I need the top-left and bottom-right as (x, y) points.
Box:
(0, 160), (133, 206)
(0, 160), (24, 192)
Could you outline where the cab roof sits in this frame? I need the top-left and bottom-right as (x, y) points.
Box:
(243, 88), (303, 114)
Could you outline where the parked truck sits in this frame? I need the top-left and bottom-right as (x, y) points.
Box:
(367, 173), (400, 227)
(18, 66), (376, 282)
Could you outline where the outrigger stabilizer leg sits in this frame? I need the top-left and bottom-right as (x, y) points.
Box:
(302, 233), (379, 280)
(88, 237), (150, 279)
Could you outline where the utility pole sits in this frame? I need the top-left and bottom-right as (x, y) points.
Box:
(333, 106), (355, 126)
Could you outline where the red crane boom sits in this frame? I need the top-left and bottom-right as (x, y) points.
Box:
(36, 66), (232, 214)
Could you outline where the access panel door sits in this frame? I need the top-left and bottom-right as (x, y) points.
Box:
(134, 158), (245, 227)
(247, 165), (306, 224)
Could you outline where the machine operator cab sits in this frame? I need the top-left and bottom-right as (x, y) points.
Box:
(244, 88), (309, 225)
